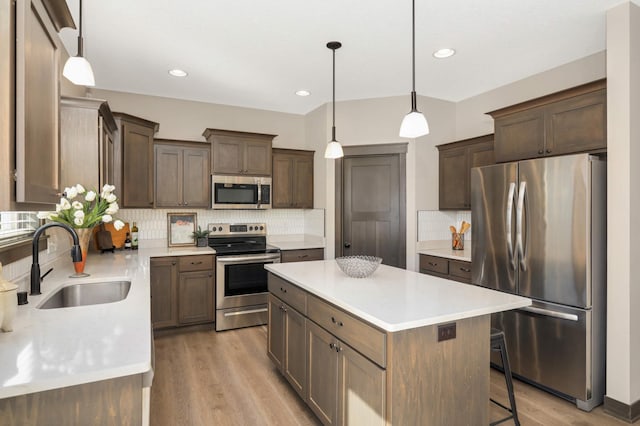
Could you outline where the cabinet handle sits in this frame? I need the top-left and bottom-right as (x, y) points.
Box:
(336, 345), (341, 353)
(184, 202), (188, 205)
(460, 267), (471, 273)
(538, 149), (544, 155)
(546, 149), (552, 154)
(191, 261), (203, 265)
(329, 343), (335, 350)
(428, 262), (437, 267)
(280, 287), (287, 293)
(171, 262), (177, 266)
(331, 316), (344, 327)
(298, 255), (309, 259)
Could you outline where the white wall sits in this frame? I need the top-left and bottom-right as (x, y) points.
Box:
(606, 1), (640, 407)
(89, 89), (305, 147)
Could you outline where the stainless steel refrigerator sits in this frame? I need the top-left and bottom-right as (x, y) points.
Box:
(471, 153), (606, 411)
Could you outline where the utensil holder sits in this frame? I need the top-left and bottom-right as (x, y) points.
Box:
(452, 233), (464, 250)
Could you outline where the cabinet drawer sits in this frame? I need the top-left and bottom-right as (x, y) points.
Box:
(281, 248), (324, 263)
(179, 255), (214, 272)
(308, 295), (386, 368)
(419, 255), (449, 275)
(449, 260), (472, 282)
(268, 273), (307, 314)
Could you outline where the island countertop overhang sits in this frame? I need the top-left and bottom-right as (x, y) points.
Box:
(265, 260), (531, 332)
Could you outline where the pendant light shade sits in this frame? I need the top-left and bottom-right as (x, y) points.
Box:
(399, 0), (429, 138)
(325, 41), (344, 159)
(63, 0), (95, 86)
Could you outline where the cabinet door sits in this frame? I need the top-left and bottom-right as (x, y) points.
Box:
(101, 120), (115, 188)
(293, 155), (314, 208)
(439, 146), (467, 210)
(122, 121), (155, 207)
(244, 139), (272, 176)
(15, 0), (61, 203)
(338, 342), (386, 426)
(178, 270), (214, 325)
(267, 294), (285, 370)
(281, 248), (325, 263)
(212, 138), (243, 174)
(284, 305), (306, 399)
(155, 145), (182, 207)
(182, 147), (210, 207)
(307, 321), (339, 425)
(150, 258), (178, 329)
(494, 107), (545, 163)
(545, 90), (606, 156)
(272, 154), (294, 208)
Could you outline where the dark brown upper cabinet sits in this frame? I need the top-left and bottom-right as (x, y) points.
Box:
(488, 79), (606, 163)
(437, 134), (494, 210)
(272, 148), (314, 209)
(203, 128), (275, 176)
(113, 113), (159, 208)
(154, 140), (210, 208)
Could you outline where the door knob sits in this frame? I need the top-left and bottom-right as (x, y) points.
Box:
(344, 242), (351, 248)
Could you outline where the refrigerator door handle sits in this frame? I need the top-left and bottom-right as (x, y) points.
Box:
(506, 182), (517, 270)
(516, 181), (527, 271)
(519, 305), (579, 322)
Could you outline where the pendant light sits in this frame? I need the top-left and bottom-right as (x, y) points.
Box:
(324, 41), (344, 159)
(399, 0), (429, 138)
(63, 0), (95, 86)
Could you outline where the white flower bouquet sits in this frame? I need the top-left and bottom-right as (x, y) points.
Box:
(38, 184), (125, 230)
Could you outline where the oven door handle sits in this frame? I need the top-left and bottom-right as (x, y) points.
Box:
(217, 254), (281, 263)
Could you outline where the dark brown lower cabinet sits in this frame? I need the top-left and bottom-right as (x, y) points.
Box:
(267, 294), (307, 399)
(419, 254), (472, 284)
(280, 248), (324, 263)
(151, 255), (215, 329)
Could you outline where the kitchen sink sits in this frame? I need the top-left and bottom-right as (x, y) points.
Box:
(37, 280), (131, 309)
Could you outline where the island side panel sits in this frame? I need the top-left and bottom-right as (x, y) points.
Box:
(386, 315), (490, 425)
(0, 374), (143, 425)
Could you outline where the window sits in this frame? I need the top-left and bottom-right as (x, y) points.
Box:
(0, 211), (39, 247)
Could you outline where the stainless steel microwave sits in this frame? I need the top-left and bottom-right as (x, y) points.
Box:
(211, 175), (271, 209)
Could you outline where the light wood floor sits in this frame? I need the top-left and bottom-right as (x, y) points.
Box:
(152, 326), (630, 426)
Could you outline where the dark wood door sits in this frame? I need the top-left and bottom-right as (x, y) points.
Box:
(494, 107), (545, 163)
(122, 121), (155, 208)
(293, 154), (314, 208)
(545, 89), (606, 156)
(267, 294), (285, 371)
(439, 146), (468, 210)
(182, 147), (210, 207)
(272, 153), (294, 208)
(150, 257), (178, 329)
(342, 154), (404, 267)
(155, 145), (182, 207)
(283, 305), (306, 399)
(307, 321), (338, 425)
(178, 270), (214, 325)
(212, 138), (243, 174)
(244, 139), (272, 176)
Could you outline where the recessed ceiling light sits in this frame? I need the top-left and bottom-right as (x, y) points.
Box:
(433, 48), (456, 59)
(168, 69), (188, 77)
(295, 90), (311, 97)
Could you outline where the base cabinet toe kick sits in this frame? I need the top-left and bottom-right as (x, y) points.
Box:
(266, 273), (492, 425)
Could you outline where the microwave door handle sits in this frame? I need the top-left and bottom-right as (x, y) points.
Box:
(516, 181), (527, 271)
(257, 184), (262, 209)
(506, 182), (516, 270)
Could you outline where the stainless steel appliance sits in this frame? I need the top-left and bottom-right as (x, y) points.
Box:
(471, 153), (606, 411)
(211, 175), (271, 209)
(209, 223), (280, 331)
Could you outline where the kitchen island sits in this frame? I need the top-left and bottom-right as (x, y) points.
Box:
(265, 260), (531, 425)
(0, 245), (214, 425)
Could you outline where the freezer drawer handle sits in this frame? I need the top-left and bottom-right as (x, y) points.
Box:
(519, 306), (579, 322)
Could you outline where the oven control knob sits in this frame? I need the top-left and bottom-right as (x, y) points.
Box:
(259, 226), (264, 230)
(218, 226), (222, 232)
(249, 226), (253, 231)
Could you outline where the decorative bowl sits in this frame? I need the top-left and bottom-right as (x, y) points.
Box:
(335, 256), (382, 278)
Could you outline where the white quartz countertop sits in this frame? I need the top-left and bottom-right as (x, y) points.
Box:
(267, 235), (325, 251)
(0, 246), (214, 399)
(418, 247), (472, 262)
(266, 260), (530, 332)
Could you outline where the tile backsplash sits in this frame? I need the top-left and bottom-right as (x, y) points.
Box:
(417, 210), (472, 242)
(117, 208), (326, 240)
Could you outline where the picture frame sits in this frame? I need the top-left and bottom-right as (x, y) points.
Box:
(167, 212), (197, 247)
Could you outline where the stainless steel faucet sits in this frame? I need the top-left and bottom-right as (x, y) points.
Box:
(30, 222), (83, 295)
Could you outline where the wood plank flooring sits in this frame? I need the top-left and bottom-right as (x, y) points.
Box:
(152, 326), (630, 426)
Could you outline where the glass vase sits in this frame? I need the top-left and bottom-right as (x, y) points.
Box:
(71, 227), (93, 278)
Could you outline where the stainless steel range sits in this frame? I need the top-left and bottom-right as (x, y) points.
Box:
(208, 223), (280, 331)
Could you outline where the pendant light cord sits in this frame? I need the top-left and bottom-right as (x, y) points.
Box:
(77, 0), (84, 56)
(412, 0), (415, 93)
(332, 46), (336, 141)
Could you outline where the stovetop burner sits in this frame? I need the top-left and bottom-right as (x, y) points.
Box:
(207, 223), (279, 255)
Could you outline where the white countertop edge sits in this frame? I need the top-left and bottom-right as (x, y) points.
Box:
(417, 245), (472, 262)
(268, 234), (326, 251)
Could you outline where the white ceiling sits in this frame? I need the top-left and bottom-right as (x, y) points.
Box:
(60, 0), (625, 115)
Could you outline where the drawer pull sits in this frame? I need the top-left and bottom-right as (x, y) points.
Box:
(460, 267), (471, 273)
(298, 254), (309, 258)
(191, 261), (203, 265)
(428, 262), (437, 266)
(331, 316), (344, 327)
(280, 287), (287, 293)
